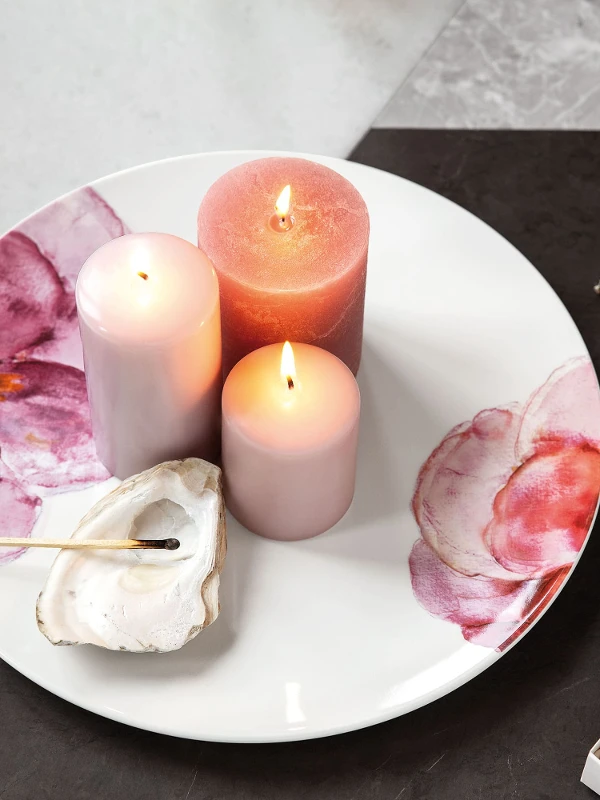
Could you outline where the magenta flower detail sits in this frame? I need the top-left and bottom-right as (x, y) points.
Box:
(17, 187), (128, 292)
(0, 232), (65, 359)
(410, 357), (600, 650)
(0, 187), (127, 561)
(15, 188), (129, 369)
(0, 360), (109, 492)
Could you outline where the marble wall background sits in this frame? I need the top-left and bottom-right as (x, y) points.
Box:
(377, 0), (600, 129)
(2, 0), (600, 231)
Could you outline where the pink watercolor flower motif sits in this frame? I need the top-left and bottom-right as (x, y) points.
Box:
(0, 360), (109, 494)
(0, 458), (42, 565)
(410, 357), (600, 651)
(0, 188), (124, 494)
(0, 188), (126, 564)
(17, 187), (127, 291)
(0, 232), (65, 361)
(8, 187), (128, 369)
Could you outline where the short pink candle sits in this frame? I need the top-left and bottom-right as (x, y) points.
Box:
(222, 342), (360, 541)
(197, 157), (369, 376)
(76, 233), (222, 479)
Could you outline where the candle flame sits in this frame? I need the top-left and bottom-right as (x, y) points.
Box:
(280, 341), (296, 389)
(275, 185), (291, 220)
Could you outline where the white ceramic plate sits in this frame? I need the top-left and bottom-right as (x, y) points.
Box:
(1, 151), (599, 743)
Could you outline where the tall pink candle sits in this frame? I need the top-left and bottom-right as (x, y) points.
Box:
(222, 342), (360, 541)
(76, 233), (221, 479)
(197, 157), (369, 376)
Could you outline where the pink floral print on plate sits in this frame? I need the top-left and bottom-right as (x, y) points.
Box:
(0, 188), (127, 555)
(410, 357), (600, 650)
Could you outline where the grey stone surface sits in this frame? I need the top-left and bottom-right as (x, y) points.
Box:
(0, 0), (462, 232)
(377, 0), (600, 129)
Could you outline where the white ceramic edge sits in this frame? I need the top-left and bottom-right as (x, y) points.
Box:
(1, 149), (598, 743)
(582, 737), (600, 795)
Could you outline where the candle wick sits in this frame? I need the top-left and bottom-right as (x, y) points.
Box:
(270, 213), (293, 233)
(287, 376), (294, 390)
(138, 271), (149, 281)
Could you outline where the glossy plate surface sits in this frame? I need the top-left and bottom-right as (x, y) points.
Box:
(0, 151), (598, 742)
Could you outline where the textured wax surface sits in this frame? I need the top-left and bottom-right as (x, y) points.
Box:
(197, 158), (369, 290)
(197, 158), (369, 374)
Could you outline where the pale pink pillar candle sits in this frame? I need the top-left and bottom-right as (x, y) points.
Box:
(76, 233), (222, 479)
(197, 157), (370, 376)
(222, 342), (360, 541)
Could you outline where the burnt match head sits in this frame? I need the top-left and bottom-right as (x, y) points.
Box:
(164, 538), (181, 551)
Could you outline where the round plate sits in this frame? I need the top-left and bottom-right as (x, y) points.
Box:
(1, 151), (599, 743)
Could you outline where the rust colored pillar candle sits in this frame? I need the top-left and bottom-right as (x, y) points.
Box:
(197, 157), (369, 376)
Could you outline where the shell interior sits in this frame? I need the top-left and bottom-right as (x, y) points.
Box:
(37, 458), (226, 653)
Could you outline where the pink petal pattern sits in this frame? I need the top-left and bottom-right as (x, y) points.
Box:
(17, 187), (128, 291)
(0, 232), (65, 359)
(16, 187), (130, 370)
(517, 357), (600, 460)
(410, 358), (600, 650)
(0, 187), (128, 565)
(488, 445), (600, 578)
(409, 540), (552, 649)
(26, 315), (83, 370)
(0, 359), (109, 492)
(412, 406), (522, 579)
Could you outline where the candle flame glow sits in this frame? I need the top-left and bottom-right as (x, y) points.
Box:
(275, 185), (291, 220)
(281, 341), (296, 390)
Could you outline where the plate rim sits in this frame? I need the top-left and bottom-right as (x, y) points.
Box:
(1, 148), (598, 743)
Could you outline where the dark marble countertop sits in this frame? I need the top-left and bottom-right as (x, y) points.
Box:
(2, 130), (600, 800)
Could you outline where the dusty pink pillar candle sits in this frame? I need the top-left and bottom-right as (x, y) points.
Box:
(222, 342), (360, 541)
(197, 157), (369, 376)
(76, 233), (222, 479)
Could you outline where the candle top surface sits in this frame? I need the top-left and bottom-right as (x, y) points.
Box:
(76, 233), (219, 345)
(197, 158), (369, 292)
(222, 343), (360, 452)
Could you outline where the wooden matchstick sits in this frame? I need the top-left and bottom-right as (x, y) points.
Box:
(0, 537), (180, 551)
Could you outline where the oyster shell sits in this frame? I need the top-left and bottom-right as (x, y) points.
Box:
(37, 458), (226, 653)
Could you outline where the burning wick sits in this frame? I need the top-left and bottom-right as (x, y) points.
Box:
(281, 341), (296, 391)
(138, 271), (149, 281)
(271, 185), (293, 232)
